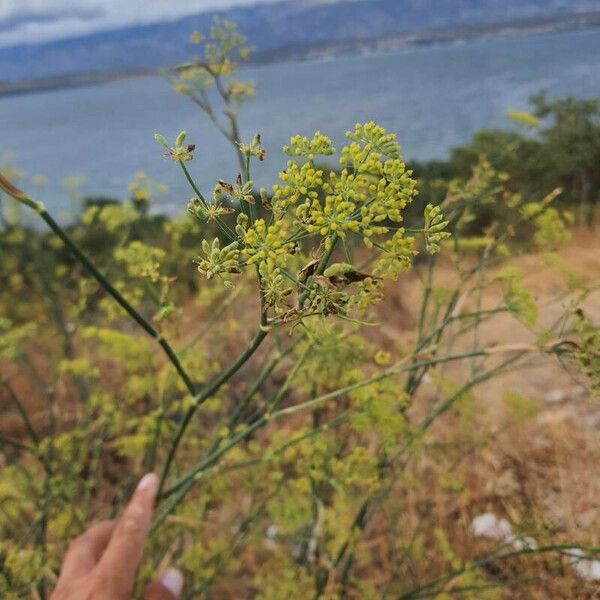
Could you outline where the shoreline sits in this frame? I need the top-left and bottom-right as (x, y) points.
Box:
(1, 11), (599, 98)
(251, 10), (600, 65)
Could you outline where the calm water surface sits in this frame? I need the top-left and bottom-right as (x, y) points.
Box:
(2, 28), (600, 216)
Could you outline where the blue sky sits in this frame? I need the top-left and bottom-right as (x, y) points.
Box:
(0, 0), (286, 47)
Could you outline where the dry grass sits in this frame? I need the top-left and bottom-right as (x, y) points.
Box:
(362, 229), (600, 598)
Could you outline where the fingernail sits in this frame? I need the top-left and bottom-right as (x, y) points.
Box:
(160, 568), (184, 598)
(137, 473), (159, 494)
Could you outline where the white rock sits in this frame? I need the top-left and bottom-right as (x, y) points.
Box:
(472, 514), (600, 582)
(568, 549), (600, 581)
(584, 410), (600, 430)
(265, 524), (278, 540)
(545, 389), (566, 403)
(472, 513), (513, 541)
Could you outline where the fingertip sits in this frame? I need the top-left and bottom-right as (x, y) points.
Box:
(96, 474), (159, 586)
(137, 472), (159, 495)
(159, 568), (184, 598)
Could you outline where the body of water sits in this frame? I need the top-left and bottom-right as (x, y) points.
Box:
(2, 28), (600, 217)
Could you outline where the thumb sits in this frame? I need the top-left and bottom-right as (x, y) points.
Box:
(141, 568), (184, 600)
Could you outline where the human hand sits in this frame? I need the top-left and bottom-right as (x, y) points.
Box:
(51, 473), (183, 600)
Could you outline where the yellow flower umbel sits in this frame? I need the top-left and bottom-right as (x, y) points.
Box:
(238, 133), (266, 162)
(423, 203), (451, 254)
(154, 131), (195, 162)
(283, 131), (336, 160)
(272, 162), (324, 216)
(169, 18), (253, 115)
(194, 238), (241, 281)
(292, 122), (418, 249)
(242, 219), (294, 270)
(181, 122), (424, 321)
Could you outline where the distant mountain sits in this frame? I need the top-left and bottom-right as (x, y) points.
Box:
(1, 0), (600, 83)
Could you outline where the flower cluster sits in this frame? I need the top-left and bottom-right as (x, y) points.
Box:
(373, 230), (416, 279)
(258, 263), (292, 311)
(346, 121), (400, 159)
(127, 171), (168, 211)
(154, 131), (195, 162)
(571, 312), (600, 395)
(205, 18), (247, 66)
(174, 122), (428, 321)
(296, 170), (362, 242)
(227, 79), (255, 103)
(294, 125), (418, 249)
(283, 131), (336, 159)
(194, 238), (241, 280)
(497, 267), (538, 327)
(115, 241), (166, 283)
(188, 196), (234, 223)
(170, 19), (253, 104)
(0, 318), (36, 360)
(242, 219), (294, 269)
(238, 133), (266, 161)
(521, 201), (571, 247)
(423, 203), (451, 254)
(272, 162), (324, 215)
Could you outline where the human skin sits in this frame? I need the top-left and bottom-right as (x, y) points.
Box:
(50, 473), (183, 600)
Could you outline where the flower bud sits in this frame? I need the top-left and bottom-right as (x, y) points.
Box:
(176, 131), (187, 148)
(154, 133), (170, 148)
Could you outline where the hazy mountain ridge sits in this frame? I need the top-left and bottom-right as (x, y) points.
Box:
(1, 0), (600, 83)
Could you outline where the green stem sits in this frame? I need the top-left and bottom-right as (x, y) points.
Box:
(158, 347), (502, 507)
(200, 347), (287, 462)
(397, 543), (600, 599)
(416, 352), (526, 438)
(158, 342), (312, 514)
(0, 175), (200, 428)
(179, 162), (237, 242)
(324, 352), (529, 588)
(0, 435), (37, 454)
(227, 347), (289, 429)
(153, 415), (266, 529)
(417, 258), (435, 341)
(35, 207), (197, 399)
(154, 337), (540, 539)
(158, 326), (268, 495)
(404, 257), (436, 394)
(470, 245), (491, 377)
(275, 348), (493, 420)
(2, 380), (39, 445)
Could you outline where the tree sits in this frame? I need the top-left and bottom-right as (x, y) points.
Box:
(530, 92), (600, 226)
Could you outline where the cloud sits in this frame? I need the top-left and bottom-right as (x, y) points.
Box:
(0, 0), (283, 47)
(0, 4), (102, 34)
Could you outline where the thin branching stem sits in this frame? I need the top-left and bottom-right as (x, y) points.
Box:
(0, 435), (37, 454)
(38, 207), (197, 397)
(319, 351), (534, 591)
(178, 162), (237, 242)
(397, 543), (600, 599)
(2, 380), (40, 445)
(158, 325), (268, 495)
